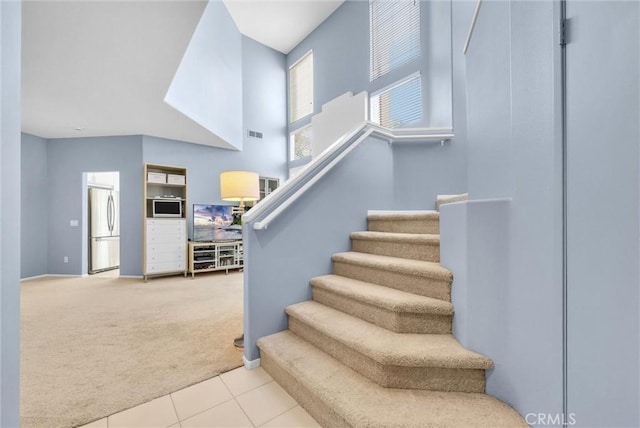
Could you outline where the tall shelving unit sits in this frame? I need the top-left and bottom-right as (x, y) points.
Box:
(143, 163), (188, 281)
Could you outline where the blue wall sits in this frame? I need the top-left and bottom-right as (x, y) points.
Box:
(142, 135), (287, 240)
(144, 35), (287, 239)
(286, 0), (453, 136)
(21, 133), (48, 278)
(243, 134), (465, 361)
(566, 1), (640, 426)
(1, 1), (22, 424)
(244, 136), (396, 361)
(287, 1), (368, 133)
(449, 0), (564, 421)
(46, 136), (143, 276)
(165, 1), (244, 149)
(21, 29), (287, 279)
(242, 35), (287, 170)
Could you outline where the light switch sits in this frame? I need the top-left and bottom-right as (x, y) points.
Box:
(70, 220), (79, 227)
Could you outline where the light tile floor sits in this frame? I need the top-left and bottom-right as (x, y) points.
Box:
(78, 367), (320, 428)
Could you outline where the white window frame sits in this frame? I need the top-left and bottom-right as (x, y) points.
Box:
(370, 71), (422, 128)
(289, 50), (314, 123)
(289, 123), (313, 161)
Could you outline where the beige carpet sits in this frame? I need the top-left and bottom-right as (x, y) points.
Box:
(258, 210), (527, 426)
(20, 272), (243, 428)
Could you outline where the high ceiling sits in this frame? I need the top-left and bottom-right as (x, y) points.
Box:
(223, 0), (343, 54)
(21, 0), (344, 148)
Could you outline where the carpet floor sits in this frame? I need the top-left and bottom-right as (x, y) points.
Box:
(20, 272), (243, 428)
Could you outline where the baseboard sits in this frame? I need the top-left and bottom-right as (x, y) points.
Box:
(243, 355), (261, 369)
(21, 274), (81, 281)
(20, 274), (50, 281)
(119, 275), (143, 279)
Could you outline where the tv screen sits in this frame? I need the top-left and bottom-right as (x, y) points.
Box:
(193, 204), (242, 242)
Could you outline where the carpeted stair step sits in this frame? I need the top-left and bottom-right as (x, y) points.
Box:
(436, 193), (469, 211)
(286, 301), (492, 392)
(367, 210), (440, 234)
(332, 251), (452, 301)
(310, 274), (453, 334)
(350, 231), (441, 262)
(258, 331), (528, 428)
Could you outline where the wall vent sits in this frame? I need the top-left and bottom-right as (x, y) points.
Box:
(247, 130), (263, 139)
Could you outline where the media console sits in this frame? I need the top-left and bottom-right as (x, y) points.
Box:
(188, 241), (243, 278)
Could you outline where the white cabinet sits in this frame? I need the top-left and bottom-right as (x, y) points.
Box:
(144, 219), (186, 280)
(143, 163), (188, 281)
(188, 241), (243, 277)
(259, 176), (280, 200)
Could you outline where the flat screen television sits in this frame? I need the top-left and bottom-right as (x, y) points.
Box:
(192, 204), (242, 242)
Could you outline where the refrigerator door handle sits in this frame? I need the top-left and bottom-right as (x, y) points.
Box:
(107, 194), (114, 233)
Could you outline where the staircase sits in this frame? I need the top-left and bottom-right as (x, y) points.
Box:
(257, 210), (526, 427)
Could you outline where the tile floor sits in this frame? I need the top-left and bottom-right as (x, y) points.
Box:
(78, 366), (320, 428)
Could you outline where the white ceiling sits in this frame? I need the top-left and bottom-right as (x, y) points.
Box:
(223, 0), (344, 54)
(22, 0), (344, 148)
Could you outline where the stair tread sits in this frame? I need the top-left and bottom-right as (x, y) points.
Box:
(286, 301), (492, 369)
(350, 231), (441, 244)
(258, 331), (527, 428)
(332, 251), (452, 281)
(310, 274), (453, 315)
(367, 210), (439, 220)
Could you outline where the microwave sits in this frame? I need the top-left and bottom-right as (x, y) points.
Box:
(152, 199), (182, 218)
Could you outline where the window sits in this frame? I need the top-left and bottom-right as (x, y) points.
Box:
(290, 125), (312, 160)
(370, 73), (422, 128)
(289, 51), (314, 123)
(370, 0), (421, 81)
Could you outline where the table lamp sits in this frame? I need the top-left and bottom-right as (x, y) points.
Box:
(220, 170), (259, 212)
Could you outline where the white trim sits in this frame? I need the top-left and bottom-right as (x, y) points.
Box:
(243, 122), (368, 225)
(289, 123), (313, 160)
(370, 71), (421, 98)
(288, 49), (313, 71)
(20, 274), (51, 281)
(243, 355), (261, 369)
(255, 129), (374, 230)
(21, 274), (83, 281)
(21, 274), (142, 281)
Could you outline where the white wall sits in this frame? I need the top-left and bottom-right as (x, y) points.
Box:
(311, 91), (367, 157)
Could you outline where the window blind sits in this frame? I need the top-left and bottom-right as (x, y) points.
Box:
(370, 73), (422, 128)
(289, 51), (314, 123)
(370, 0), (421, 81)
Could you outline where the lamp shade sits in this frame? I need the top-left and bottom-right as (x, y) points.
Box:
(220, 171), (259, 202)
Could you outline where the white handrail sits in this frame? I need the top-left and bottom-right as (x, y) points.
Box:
(243, 121), (454, 231)
(242, 122), (368, 225)
(253, 129), (375, 230)
(463, 0), (483, 55)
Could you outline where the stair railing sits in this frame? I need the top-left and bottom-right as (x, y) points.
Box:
(463, 0), (483, 55)
(242, 121), (454, 232)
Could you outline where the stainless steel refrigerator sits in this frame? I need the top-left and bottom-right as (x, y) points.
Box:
(89, 187), (120, 273)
